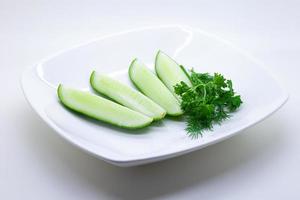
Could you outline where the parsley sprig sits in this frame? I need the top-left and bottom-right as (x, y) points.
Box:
(174, 66), (243, 138)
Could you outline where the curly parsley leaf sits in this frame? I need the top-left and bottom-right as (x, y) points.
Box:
(174, 67), (243, 138)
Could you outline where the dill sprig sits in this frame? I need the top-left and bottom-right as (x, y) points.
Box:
(174, 66), (243, 138)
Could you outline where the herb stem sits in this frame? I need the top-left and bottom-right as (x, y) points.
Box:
(174, 66), (243, 138)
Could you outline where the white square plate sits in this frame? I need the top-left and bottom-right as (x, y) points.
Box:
(21, 25), (288, 167)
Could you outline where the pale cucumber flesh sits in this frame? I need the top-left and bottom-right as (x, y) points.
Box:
(57, 84), (153, 129)
(129, 59), (183, 116)
(155, 51), (192, 99)
(90, 72), (166, 120)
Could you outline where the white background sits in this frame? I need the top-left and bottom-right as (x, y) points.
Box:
(1, 1), (299, 199)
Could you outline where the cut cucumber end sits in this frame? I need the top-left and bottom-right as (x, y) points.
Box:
(90, 71), (167, 120)
(57, 84), (153, 129)
(57, 84), (65, 102)
(129, 59), (183, 116)
(154, 110), (167, 120)
(128, 58), (138, 81)
(89, 70), (97, 90)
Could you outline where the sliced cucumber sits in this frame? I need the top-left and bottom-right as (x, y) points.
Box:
(90, 72), (166, 120)
(155, 51), (192, 99)
(57, 84), (153, 129)
(129, 59), (183, 116)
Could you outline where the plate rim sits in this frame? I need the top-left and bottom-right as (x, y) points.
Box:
(21, 24), (289, 167)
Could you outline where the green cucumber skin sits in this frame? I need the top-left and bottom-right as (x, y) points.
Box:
(128, 59), (183, 116)
(90, 71), (166, 121)
(57, 84), (153, 129)
(155, 51), (192, 99)
(179, 64), (192, 84)
(128, 59), (146, 99)
(90, 71), (97, 91)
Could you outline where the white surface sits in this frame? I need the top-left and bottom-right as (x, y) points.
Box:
(22, 25), (288, 166)
(1, 0), (299, 199)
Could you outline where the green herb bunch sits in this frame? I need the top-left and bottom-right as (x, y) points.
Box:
(174, 66), (243, 138)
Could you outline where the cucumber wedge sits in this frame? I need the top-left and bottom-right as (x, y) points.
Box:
(90, 72), (166, 120)
(129, 59), (183, 116)
(155, 51), (192, 98)
(57, 84), (153, 129)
